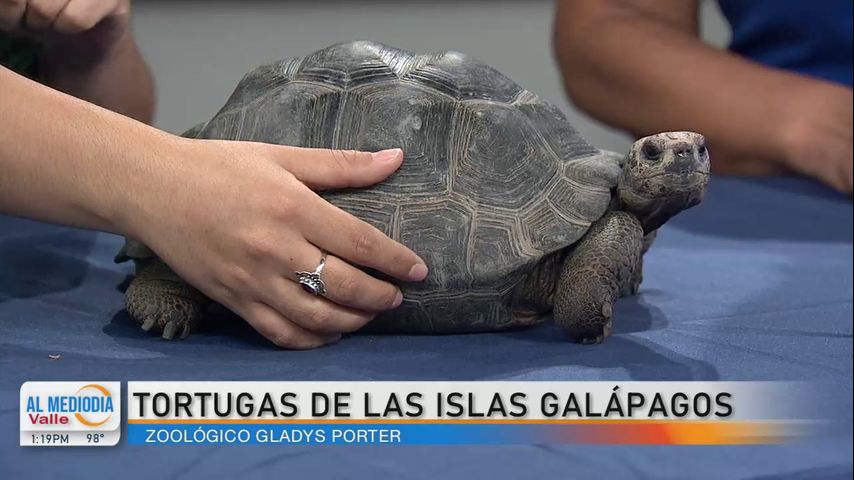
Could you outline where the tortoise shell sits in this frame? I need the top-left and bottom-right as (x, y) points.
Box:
(147, 41), (623, 333)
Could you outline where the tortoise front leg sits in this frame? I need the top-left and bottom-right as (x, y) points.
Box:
(622, 229), (657, 297)
(554, 211), (643, 344)
(125, 260), (209, 339)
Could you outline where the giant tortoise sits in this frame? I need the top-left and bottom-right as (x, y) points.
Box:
(116, 41), (710, 344)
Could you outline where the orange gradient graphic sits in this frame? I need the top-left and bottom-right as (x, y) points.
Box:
(74, 384), (113, 427)
(546, 420), (798, 445)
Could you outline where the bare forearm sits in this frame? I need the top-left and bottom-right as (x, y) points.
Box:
(39, 31), (155, 123)
(0, 65), (167, 234)
(553, 0), (826, 169)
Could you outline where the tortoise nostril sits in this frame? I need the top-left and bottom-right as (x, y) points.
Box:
(673, 143), (692, 157)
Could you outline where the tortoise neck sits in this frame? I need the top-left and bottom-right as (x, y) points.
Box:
(617, 188), (701, 234)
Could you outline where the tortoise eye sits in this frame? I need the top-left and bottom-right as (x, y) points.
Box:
(641, 141), (662, 161)
(697, 143), (707, 156)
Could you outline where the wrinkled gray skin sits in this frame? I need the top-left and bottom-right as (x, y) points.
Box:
(116, 41), (709, 344)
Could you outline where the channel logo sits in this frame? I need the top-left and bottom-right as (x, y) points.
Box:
(20, 381), (121, 447)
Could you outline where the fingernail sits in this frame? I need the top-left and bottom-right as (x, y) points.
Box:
(408, 263), (429, 281)
(372, 148), (402, 163)
(392, 290), (404, 308)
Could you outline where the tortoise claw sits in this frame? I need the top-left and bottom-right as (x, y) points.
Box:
(575, 317), (613, 345)
(162, 310), (194, 340)
(180, 323), (192, 339)
(140, 316), (157, 332)
(162, 321), (178, 340)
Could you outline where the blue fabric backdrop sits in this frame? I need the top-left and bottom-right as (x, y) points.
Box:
(1, 176), (851, 479)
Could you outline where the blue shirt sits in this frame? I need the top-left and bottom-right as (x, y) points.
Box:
(718, 0), (853, 87)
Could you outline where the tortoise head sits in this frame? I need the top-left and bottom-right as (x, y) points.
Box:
(617, 131), (710, 233)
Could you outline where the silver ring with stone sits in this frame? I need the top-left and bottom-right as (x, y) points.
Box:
(296, 251), (328, 296)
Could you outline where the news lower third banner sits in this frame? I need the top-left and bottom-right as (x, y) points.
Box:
(128, 381), (815, 446)
(22, 381), (822, 446)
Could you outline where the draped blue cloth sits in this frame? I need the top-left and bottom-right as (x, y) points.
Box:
(1, 176), (851, 479)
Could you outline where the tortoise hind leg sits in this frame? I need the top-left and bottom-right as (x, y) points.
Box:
(554, 211), (643, 344)
(125, 260), (208, 339)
